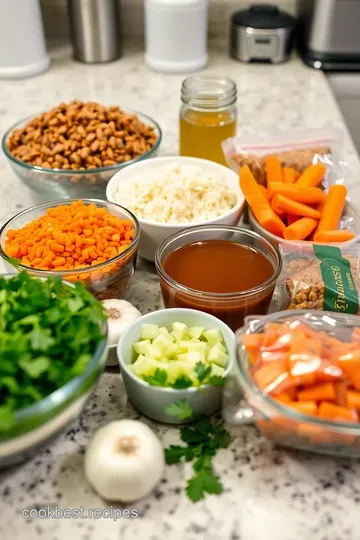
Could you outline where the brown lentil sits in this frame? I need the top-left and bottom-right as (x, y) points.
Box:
(7, 100), (158, 171)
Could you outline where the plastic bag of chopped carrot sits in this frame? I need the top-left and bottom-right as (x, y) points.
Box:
(221, 127), (345, 188)
(223, 311), (360, 455)
(278, 243), (360, 314)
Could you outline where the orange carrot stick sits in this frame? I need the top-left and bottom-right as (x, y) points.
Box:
(318, 401), (358, 422)
(283, 217), (318, 241)
(267, 183), (326, 205)
(309, 197), (327, 240)
(271, 195), (321, 219)
(313, 184), (347, 241)
(239, 166), (286, 237)
(258, 184), (269, 201)
(296, 163), (327, 188)
(297, 382), (335, 402)
(283, 167), (298, 184)
(265, 156), (282, 186)
(314, 230), (355, 243)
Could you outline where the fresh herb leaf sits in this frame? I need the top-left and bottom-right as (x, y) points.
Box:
(165, 445), (194, 464)
(180, 426), (209, 445)
(143, 368), (168, 387)
(28, 328), (55, 352)
(186, 470), (223, 502)
(165, 399), (193, 420)
(19, 356), (50, 378)
(207, 375), (225, 387)
(195, 362), (211, 384)
(213, 425), (232, 449)
(172, 375), (193, 389)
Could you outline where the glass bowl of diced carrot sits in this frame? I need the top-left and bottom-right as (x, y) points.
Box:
(239, 162), (360, 245)
(0, 199), (140, 301)
(223, 310), (360, 457)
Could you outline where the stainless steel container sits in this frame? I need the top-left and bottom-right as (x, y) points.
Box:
(67, 0), (121, 63)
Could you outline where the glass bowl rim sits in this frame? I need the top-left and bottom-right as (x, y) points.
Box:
(0, 274), (108, 426)
(0, 198), (140, 276)
(235, 309), (360, 432)
(1, 109), (162, 175)
(155, 225), (282, 300)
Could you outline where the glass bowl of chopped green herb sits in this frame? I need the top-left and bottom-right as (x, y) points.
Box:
(0, 272), (108, 468)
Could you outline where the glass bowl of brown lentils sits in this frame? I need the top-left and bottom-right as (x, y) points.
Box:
(2, 100), (162, 200)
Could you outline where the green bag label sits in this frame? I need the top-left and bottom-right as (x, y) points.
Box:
(313, 244), (358, 314)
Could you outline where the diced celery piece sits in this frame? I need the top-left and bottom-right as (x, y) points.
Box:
(171, 322), (188, 341)
(141, 324), (160, 340)
(203, 328), (224, 346)
(178, 352), (206, 364)
(153, 334), (174, 350)
(159, 327), (175, 342)
(187, 326), (205, 339)
(133, 340), (151, 355)
(210, 363), (225, 377)
(187, 341), (207, 355)
(207, 343), (229, 367)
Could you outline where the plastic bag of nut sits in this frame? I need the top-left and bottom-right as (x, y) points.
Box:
(221, 127), (346, 188)
(277, 243), (360, 314)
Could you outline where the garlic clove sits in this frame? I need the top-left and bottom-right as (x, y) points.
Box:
(84, 420), (165, 502)
(102, 299), (142, 347)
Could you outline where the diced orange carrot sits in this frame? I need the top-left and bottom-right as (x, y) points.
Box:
(287, 401), (318, 416)
(318, 401), (358, 422)
(346, 390), (360, 410)
(252, 359), (290, 394)
(297, 382), (336, 402)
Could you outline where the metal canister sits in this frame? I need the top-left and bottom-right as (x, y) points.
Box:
(67, 0), (121, 63)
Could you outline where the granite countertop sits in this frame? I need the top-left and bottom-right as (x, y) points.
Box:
(1, 46), (360, 540)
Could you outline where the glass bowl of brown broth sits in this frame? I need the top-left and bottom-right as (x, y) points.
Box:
(155, 226), (282, 332)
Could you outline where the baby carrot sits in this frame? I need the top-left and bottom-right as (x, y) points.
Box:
(258, 184), (269, 200)
(283, 217), (318, 241)
(283, 167), (298, 184)
(271, 195), (321, 219)
(314, 230), (355, 243)
(267, 183), (326, 205)
(296, 163), (326, 188)
(265, 156), (282, 186)
(313, 184), (347, 241)
(240, 166), (286, 237)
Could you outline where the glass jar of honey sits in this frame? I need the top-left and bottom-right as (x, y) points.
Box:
(179, 75), (237, 167)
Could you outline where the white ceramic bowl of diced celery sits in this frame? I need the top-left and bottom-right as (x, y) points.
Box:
(117, 309), (235, 423)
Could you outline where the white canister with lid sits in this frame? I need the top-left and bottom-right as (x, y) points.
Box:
(144, 0), (208, 73)
(0, 0), (49, 78)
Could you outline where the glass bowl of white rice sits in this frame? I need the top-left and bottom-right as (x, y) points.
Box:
(106, 156), (245, 262)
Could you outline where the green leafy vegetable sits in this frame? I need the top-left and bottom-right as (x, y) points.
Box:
(186, 470), (223, 502)
(164, 401), (232, 503)
(143, 368), (168, 387)
(0, 272), (106, 430)
(172, 375), (193, 389)
(195, 362), (211, 384)
(165, 399), (193, 420)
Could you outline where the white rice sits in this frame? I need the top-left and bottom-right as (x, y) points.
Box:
(113, 162), (237, 224)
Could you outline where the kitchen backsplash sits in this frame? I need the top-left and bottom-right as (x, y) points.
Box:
(40, 0), (297, 46)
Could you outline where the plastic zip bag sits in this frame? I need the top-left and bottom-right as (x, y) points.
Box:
(222, 127), (346, 189)
(278, 242), (360, 313)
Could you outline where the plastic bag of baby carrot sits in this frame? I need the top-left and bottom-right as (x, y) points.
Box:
(221, 127), (346, 188)
(279, 243), (360, 314)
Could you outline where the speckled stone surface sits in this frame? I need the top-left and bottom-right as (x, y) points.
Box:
(1, 46), (360, 540)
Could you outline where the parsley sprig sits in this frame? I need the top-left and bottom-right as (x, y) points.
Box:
(164, 403), (231, 502)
